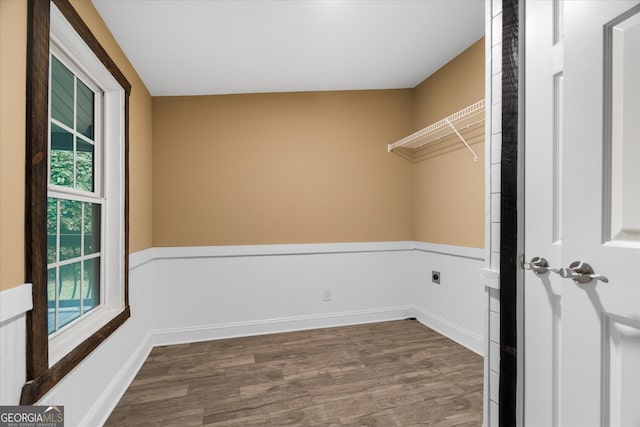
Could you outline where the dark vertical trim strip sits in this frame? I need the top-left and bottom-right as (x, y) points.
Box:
(21, 0), (131, 405)
(500, 0), (519, 425)
(25, 0), (51, 381)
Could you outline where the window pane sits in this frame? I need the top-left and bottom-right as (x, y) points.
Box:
(48, 268), (57, 334)
(83, 202), (101, 255)
(59, 199), (81, 261)
(50, 123), (74, 187)
(76, 79), (94, 139)
(47, 198), (58, 264)
(51, 55), (74, 128)
(58, 262), (81, 329)
(76, 139), (94, 192)
(83, 258), (100, 313)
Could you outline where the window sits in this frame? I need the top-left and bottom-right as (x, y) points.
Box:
(22, 0), (130, 405)
(47, 50), (103, 336)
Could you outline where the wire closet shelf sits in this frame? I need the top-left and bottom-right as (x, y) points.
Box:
(387, 99), (485, 162)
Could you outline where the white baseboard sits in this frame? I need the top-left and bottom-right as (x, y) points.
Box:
(82, 333), (153, 427)
(413, 305), (484, 356)
(151, 306), (415, 347)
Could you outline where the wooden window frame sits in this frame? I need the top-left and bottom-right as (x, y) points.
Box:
(22, 0), (131, 405)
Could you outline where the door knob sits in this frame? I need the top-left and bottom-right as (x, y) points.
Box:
(551, 261), (609, 284)
(522, 257), (609, 284)
(522, 256), (550, 275)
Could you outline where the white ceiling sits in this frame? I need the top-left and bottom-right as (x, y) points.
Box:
(92, 0), (485, 97)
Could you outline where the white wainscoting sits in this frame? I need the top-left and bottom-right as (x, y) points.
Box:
(149, 242), (414, 343)
(0, 241), (486, 426)
(36, 255), (156, 427)
(411, 243), (486, 355)
(0, 283), (32, 405)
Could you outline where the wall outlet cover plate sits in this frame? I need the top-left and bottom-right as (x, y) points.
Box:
(432, 271), (441, 284)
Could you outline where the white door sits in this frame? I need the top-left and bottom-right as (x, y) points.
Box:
(524, 1), (640, 426)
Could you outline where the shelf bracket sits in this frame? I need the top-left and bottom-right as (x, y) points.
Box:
(444, 118), (478, 162)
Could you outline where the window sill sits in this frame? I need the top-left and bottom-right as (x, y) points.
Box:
(49, 305), (125, 367)
(21, 307), (130, 405)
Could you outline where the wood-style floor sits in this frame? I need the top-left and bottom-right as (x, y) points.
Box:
(105, 320), (483, 426)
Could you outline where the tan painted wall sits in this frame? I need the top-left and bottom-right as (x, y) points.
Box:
(1, 0), (484, 291)
(152, 90), (413, 246)
(0, 0), (153, 291)
(411, 38), (485, 248)
(152, 41), (485, 248)
(0, 0), (28, 291)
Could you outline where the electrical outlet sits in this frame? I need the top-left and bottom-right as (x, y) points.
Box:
(323, 288), (332, 301)
(432, 271), (441, 284)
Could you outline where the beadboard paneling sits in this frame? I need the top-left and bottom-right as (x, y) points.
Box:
(36, 260), (155, 427)
(411, 248), (485, 355)
(0, 314), (27, 405)
(149, 245), (413, 338)
(0, 283), (32, 404)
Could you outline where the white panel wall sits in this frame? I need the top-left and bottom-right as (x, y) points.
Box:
(411, 243), (485, 355)
(149, 243), (415, 345)
(37, 254), (156, 427)
(0, 241), (486, 426)
(0, 314), (27, 404)
(0, 283), (31, 405)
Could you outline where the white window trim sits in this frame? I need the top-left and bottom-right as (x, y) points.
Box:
(48, 3), (126, 367)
